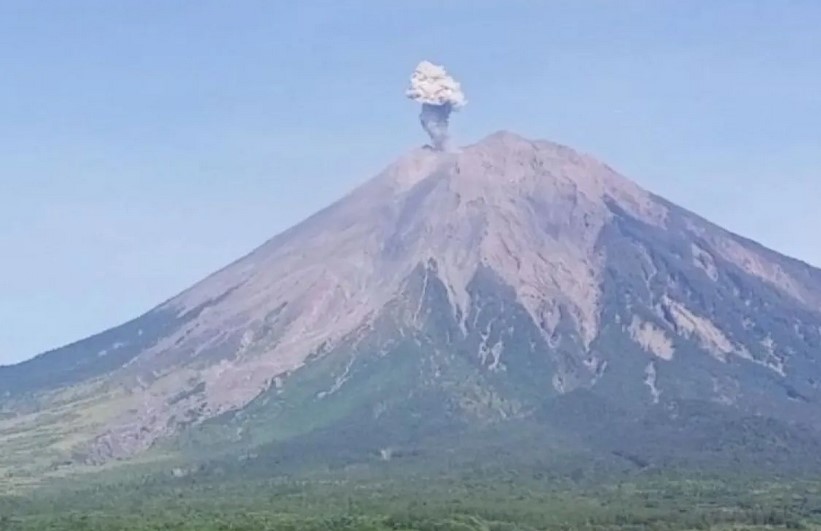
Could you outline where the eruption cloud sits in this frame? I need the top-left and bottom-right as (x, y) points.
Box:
(406, 61), (466, 151)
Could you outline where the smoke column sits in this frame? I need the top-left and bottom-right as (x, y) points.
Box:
(406, 61), (466, 151)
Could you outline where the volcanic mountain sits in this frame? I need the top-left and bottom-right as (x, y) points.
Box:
(3, 131), (821, 480)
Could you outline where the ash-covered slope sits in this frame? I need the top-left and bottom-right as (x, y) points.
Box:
(3, 132), (821, 476)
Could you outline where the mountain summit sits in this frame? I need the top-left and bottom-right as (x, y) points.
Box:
(3, 132), (821, 477)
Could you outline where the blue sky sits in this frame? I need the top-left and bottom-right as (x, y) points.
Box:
(1, 1), (819, 365)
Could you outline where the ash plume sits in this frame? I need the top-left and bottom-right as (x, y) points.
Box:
(406, 61), (466, 151)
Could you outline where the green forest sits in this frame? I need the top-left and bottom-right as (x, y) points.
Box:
(4, 466), (821, 530)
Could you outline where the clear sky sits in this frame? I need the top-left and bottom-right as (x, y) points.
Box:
(1, 1), (819, 365)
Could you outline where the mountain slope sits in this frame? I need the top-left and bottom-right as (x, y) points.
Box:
(3, 131), (821, 480)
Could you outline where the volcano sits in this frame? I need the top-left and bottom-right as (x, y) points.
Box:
(3, 131), (821, 479)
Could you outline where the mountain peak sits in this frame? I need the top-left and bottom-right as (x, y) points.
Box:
(471, 130), (581, 159)
(4, 130), (821, 475)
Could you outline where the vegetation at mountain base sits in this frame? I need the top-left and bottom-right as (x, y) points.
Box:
(3, 467), (821, 530)
(6, 425), (821, 531)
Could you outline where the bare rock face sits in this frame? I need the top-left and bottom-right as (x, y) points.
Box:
(3, 131), (821, 474)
